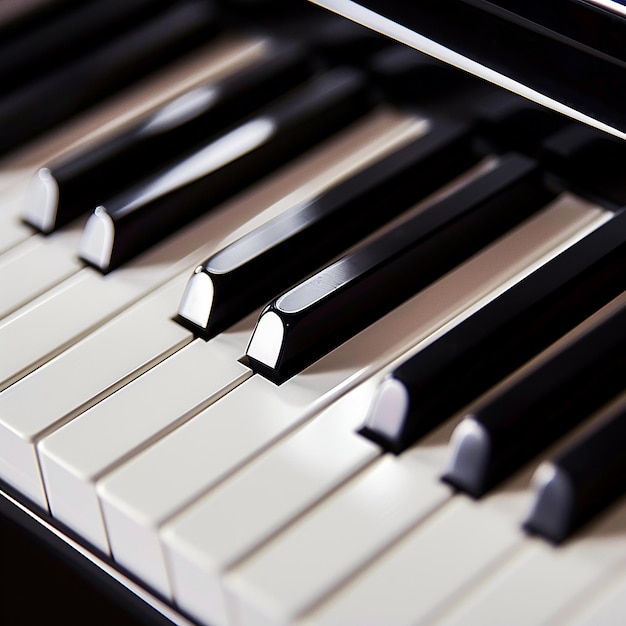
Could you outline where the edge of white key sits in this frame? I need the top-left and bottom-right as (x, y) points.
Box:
(101, 376), (380, 610)
(0, 272), (194, 509)
(37, 317), (255, 553)
(557, 564), (626, 626)
(0, 220), (85, 319)
(428, 497), (626, 626)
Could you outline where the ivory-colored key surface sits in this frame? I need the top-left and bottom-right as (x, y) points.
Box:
(0, 221), (84, 319)
(296, 462), (530, 626)
(0, 273), (193, 509)
(0, 182), (34, 254)
(427, 499), (626, 626)
(225, 452), (453, 626)
(558, 566), (626, 626)
(38, 327), (255, 553)
(159, 381), (382, 626)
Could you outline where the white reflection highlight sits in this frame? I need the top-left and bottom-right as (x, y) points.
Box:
(208, 202), (318, 274)
(117, 118), (276, 216)
(141, 86), (219, 135)
(276, 256), (356, 313)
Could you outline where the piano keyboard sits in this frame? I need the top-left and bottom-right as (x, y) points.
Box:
(1, 1), (624, 625)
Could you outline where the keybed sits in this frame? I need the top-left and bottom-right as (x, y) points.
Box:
(1, 2), (624, 625)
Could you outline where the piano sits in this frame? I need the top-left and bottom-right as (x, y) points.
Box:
(1, 1), (624, 624)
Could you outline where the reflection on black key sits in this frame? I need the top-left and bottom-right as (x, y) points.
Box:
(0, 0), (218, 155)
(476, 91), (571, 156)
(361, 209), (626, 454)
(543, 124), (626, 208)
(245, 153), (553, 384)
(22, 44), (315, 233)
(525, 403), (626, 543)
(0, 0), (66, 39)
(444, 294), (626, 497)
(79, 69), (372, 272)
(369, 44), (488, 109)
(0, 0), (174, 93)
(177, 120), (477, 338)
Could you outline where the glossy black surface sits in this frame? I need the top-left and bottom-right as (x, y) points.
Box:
(0, 0), (176, 93)
(543, 124), (626, 209)
(84, 68), (372, 272)
(1, 0), (625, 622)
(350, 0), (626, 134)
(179, 121), (476, 338)
(246, 153), (553, 384)
(28, 44), (315, 232)
(444, 297), (626, 497)
(525, 404), (626, 543)
(362, 210), (626, 454)
(0, 0), (218, 155)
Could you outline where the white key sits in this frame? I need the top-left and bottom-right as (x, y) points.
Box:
(0, 109), (424, 392)
(428, 498), (626, 626)
(38, 326), (254, 553)
(224, 450), (454, 626)
(557, 565), (626, 626)
(93, 195), (604, 608)
(292, 458), (532, 626)
(0, 272), (192, 509)
(0, 180), (34, 254)
(104, 378), (381, 611)
(0, 221), (83, 319)
(160, 377), (450, 626)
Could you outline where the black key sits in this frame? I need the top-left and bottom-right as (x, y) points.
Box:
(361, 209), (626, 454)
(444, 295), (626, 497)
(476, 91), (571, 156)
(524, 403), (626, 543)
(0, 0), (66, 39)
(22, 44), (315, 233)
(78, 69), (373, 272)
(0, 0), (218, 155)
(245, 153), (553, 384)
(226, 0), (390, 65)
(0, 0), (176, 93)
(177, 121), (477, 339)
(543, 124), (626, 209)
(368, 44), (487, 108)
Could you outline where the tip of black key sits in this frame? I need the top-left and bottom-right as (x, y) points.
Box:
(359, 376), (413, 455)
(79, 206), (115, 272)
(442, 416), (492, 497)
(524, 462), (576, 544)
(21, 167), (59, 233)
(176, 266), (216, 337)
(524, 403), (626, 544)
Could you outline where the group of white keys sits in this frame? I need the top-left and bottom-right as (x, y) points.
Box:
(0, 30), (624, 626)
